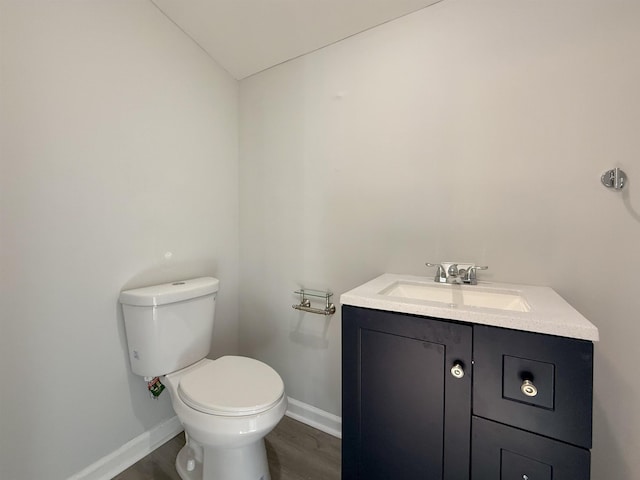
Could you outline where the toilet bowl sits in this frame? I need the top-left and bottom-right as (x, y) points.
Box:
(119, 277), (287, 480)
(164, 357), (287, 480)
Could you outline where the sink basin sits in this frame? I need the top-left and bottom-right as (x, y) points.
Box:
(340, 274), (599, 341)
(380, 281), (530, 312)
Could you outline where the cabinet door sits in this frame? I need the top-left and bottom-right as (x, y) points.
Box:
(342, 306), (472, 480)
(472, 416), (591, 479)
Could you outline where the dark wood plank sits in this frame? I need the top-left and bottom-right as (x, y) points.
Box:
(265, 416), (341, 480)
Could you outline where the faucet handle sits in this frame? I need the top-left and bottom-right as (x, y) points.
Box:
(425, 262), (447, 283)
(464, 265), (488, 284)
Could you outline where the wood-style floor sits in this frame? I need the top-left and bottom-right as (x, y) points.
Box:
(113, 416), (341, 480)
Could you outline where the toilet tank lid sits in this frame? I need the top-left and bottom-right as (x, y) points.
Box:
(119, 277), (219, 306)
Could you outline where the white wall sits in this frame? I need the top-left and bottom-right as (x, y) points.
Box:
(239, 0), (640, 478)
(0, 1), (239, 479)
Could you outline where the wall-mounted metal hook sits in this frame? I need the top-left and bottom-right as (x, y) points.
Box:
(601, 168), (627, 190)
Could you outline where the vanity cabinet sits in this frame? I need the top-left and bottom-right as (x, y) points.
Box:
(342, 305), (594, 480)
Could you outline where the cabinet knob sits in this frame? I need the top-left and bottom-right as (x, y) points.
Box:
(521, 379), (538, 397)
(451, 363), (465, 379)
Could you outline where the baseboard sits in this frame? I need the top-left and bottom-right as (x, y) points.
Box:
(285, 397), (342, 439)
(68, 416), (183, 480)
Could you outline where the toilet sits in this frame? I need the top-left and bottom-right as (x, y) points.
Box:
(119, 277), (286, 480)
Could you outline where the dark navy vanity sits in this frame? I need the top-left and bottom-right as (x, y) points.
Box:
(341, 273), (598, 480)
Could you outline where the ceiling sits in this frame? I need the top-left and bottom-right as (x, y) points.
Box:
(151, 0), (443, 80)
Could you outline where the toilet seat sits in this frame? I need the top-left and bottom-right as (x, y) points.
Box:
(177, 356), (285, 416)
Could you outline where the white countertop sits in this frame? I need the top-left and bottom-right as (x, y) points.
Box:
(340, 274), (599, 341)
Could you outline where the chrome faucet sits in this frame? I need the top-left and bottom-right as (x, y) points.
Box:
(425, 262), (488, 285)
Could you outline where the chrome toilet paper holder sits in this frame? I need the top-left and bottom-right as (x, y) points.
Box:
(293, 289), (336, 315)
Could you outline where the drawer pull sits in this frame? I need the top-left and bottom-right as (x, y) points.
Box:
(451, 363), (465, 379)
(521, 379), (538, 397)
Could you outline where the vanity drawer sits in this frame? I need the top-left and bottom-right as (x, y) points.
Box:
(471, 416), (590, 479)
(473, 325), (593, 448)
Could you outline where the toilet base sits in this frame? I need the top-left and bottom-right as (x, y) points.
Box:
(175, 438), (270, 480)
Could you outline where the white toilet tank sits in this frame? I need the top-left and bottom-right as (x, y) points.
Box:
(119, 277), (219, 377)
